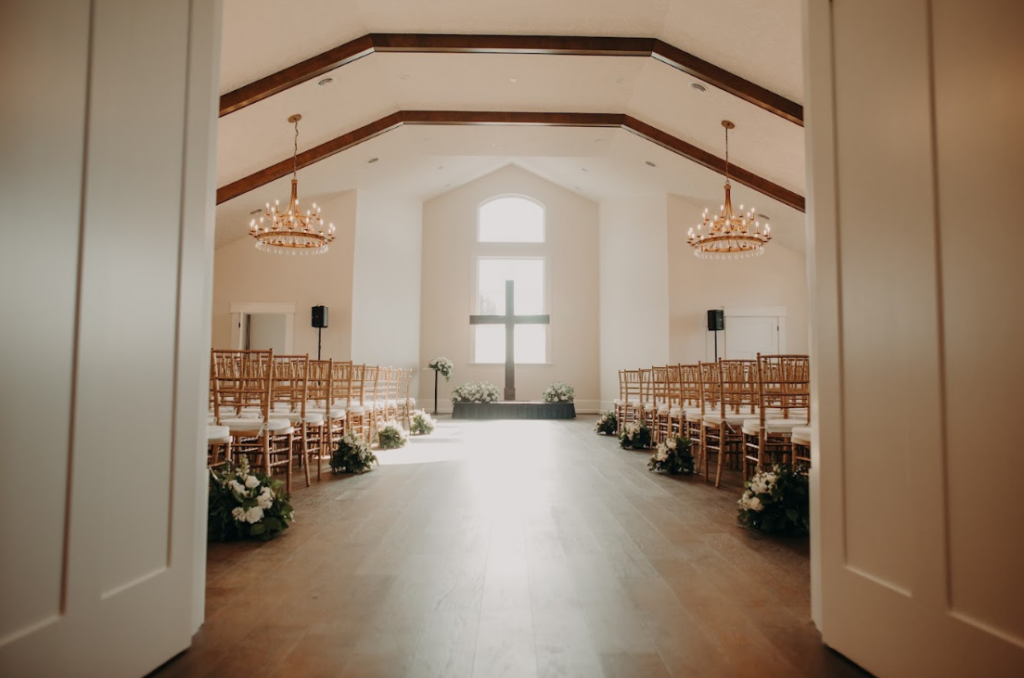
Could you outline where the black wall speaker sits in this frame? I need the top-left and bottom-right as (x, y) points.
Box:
(312, 305), (328, 328)
(707, 309), (724, 331)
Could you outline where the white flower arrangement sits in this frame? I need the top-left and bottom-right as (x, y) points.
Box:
(619, 420), (652, 449)
(377, 420), (408, 449)
(429, 356), (454, 381)
(208, 458), (293, 541)
(330, 431), (378, 474)
(410, 410), (436, 435)
(595, 411), (618, 435)
(737, 464), (810, 536)
(648, 434), (694, 475)
(450, 381), (501, 404)
(542, 381), (575, 403)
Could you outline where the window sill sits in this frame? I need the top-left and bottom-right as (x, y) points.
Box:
(468, 362), (554, 367)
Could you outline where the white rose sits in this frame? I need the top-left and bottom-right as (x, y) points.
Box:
(749, 497), (763, 512)
(244, 506), (264, 524)
(229, 480), (245, 495)
(231, 507), (246, 522)
(666, 437), (676, 449)
(257, 494), (273, 509)
(244, 475), (260, 489)
(260, 486), (273, 499)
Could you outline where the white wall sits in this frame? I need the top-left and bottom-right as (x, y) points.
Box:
(0, 0), (220, 675)
(420, 165), (601, 411)
(351, 190), (423, 393)
(598, 194), (670, 410)
(667, 194), (809, 362)
(212, 190), (357, 359)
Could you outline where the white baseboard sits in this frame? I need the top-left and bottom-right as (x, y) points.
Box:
(420, 399), (602, 416)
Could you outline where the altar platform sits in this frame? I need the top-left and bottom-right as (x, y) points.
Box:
(451, 401), (576, 420)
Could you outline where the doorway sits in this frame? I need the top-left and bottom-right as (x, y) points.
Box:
(705, 306), (787, 360)
(229, 302), (295, 354)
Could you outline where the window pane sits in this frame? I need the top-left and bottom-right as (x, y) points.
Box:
(473, 325), (547, 364)
(474, 325), (504, 364)
(477, 258), (544, 314)
(478, 197), (544, 242)
(515, 325), (546, 363)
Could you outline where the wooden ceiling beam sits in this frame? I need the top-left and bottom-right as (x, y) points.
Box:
(218, 33), (803, 126)
(216, 111), (804, 212)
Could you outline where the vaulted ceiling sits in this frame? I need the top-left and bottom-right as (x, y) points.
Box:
(215, 0), (806, 250)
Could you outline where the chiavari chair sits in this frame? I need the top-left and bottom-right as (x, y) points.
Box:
(270, 354), (324, 487)
(347, 364), (370, 440)
(680, 364), (703, 444)
(207, 425), (231, 468)
(701, 359), (758, 488)
(691, 362), (719, 472)
(663, 365), (684, 439)
(210, 349), (293, 492)
(397, 368), (415, 430)
(651, 366), (672, 443)
(639, 368), (657, 434)
(307, 358), (345, 461)
(616, 369), (642, 434)
(741, 355), (811, 479)
(792, 426), (813, 468)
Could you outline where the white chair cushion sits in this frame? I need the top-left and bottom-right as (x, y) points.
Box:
(764, 418), (807, 434)
(408, 397), (416, 406)
(792, 426), (813, 446)
(221, 418), (293, 434)
(613, 399), (625, 406)
(703, 412), (754, 427)
(684, 408), (704, 422)
(307, 407), (347, 419)
(628, 399), (642, 408)
(347, 406), (366, 415)
(669, 407), (682, 417)
(207, 425), (230, 444)
(741, 419), (761, 436)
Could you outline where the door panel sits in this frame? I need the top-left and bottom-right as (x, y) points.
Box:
(0, 1), (221, 676)
(805, 0), (1024, 675)
(724, 316), (779, 359)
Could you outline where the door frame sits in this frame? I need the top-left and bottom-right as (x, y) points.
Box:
(705, 306), (788, 360)
(229, 302), (295, 353)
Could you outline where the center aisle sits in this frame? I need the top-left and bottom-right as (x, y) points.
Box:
(153, 418), (867, 678)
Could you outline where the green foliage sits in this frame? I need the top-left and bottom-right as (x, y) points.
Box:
(595, 411), (618, 435)
(330, 432), (378, 474)
(208, 459), (293, 542)
(377, 421), (408, 449)
(648, 435), (694, 475)
(542, 381), (575, 403)
(410, 410), (436, 435)
(737, 464), (810, 536)
(619, 421), (652, 449)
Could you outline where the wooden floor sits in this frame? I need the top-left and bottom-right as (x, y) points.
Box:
(152, 418), (870, 678)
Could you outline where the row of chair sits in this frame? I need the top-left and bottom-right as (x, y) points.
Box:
(615, 355), (813, 487)
(207, 349), (416, 492)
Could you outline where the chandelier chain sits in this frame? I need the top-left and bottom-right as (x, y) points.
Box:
(292, 117), (299, 180)
(724, 125), (729, 181)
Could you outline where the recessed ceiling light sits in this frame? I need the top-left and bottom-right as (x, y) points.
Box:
(399, 73), (412, 81)
(690, 82), (707, 93)
(575, 186), (581, 190)
(616, 77), (627, 84)
(317, 77), (334, 87)
(249, 208), (262, 215)
(594, 138), (604, 143)
(645, 160), (657, 167)
(757, 213), (771, 220)
(581, 167), (588, 172)
(436, 165), (444, 170)
(510, 77), (517, 83)
(367, 157), (379, 164)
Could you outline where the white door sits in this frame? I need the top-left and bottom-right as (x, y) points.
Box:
(246, 313), (289, 352)
(805, 1), (1024, 676)
(0, 1), (220, 676)
(724, 316), (779, 359)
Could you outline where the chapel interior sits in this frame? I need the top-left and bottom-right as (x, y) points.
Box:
(2, 1), (1022, 677)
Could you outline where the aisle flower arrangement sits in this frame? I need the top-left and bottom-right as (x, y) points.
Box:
(330, 432), (378, 474)
(208, 459), (294, 542)
(542, 381), (575, 403)
(410, 410), (436, 435)
(737, 465), (810, 536)
(595, 411), (618, 435)
(429, 356), (454, 381)
(450, 381), (501, 403)
(648, 434), (694, 475)
(377, 420), (408, 449)
(619, 421), (652, 449)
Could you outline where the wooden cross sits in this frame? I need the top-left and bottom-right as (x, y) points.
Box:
(469, 279), (550, 401)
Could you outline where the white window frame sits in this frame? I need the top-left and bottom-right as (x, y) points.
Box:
(471, 255), (551, 365)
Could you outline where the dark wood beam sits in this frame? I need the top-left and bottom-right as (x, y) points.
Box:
(216, 110), (804, 212)
(217, 34), (803, 126)
(622, 115), (804, 211)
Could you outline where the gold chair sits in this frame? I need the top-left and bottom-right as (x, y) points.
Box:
(210, 349), (294, 492)
(270, 354), (323, 487)
(741, 355), (811, 479)
(701, 359), (758, 488)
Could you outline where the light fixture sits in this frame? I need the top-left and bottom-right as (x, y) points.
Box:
(249, 114), (335, 256)
(317, 77), (334, 87)
(367, 157), (379, 164)
(690, 82), (707, 93)
(687, 120), (771, 260)
(645, 160), (657, 167)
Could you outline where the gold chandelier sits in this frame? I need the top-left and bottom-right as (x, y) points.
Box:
(249, 114), (335, 255)
(687, 120), (771, 260)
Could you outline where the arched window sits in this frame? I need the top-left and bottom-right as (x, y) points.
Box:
(477, 195), (545, 243)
